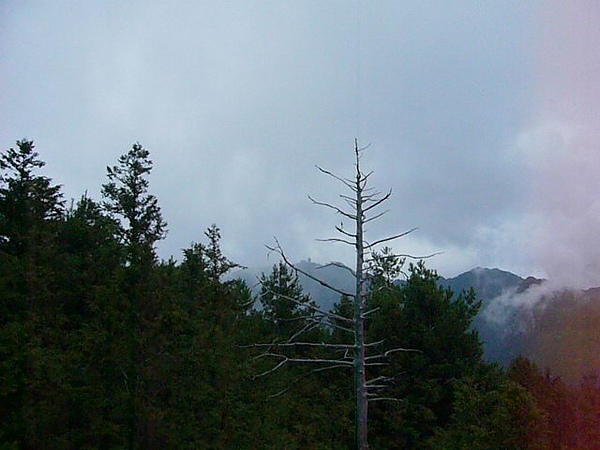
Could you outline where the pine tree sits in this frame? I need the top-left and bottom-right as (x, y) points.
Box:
(259, 261), (316, 338)
(102, 143), (166, 266)
(101, 143), (166, 449)
(0, 139), (64, 256)
(368, 261), (483, 449)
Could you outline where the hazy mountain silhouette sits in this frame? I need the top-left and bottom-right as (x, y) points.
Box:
(235, 262), (600, 383)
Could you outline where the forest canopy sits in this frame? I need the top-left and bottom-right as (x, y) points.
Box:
(0, 140), (597, 449)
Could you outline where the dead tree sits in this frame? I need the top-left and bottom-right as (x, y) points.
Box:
(247, 140), (426, 450)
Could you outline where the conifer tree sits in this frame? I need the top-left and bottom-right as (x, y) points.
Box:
(101, 143), (166, 449)
(259, 261), (316, 338)
(102, 143), (166, 266)
(0, 139), (64, 255)
(0, 140), (64, 447)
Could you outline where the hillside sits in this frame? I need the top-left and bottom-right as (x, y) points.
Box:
(236, 262), (600, 383)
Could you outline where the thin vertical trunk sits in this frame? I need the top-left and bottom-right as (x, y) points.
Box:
(354, 139), (369, 449)
(253, 139), (404, 448)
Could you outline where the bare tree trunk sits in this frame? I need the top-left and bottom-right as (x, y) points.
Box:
(354, 138), (369, 449)
(246, 139), (424, 450)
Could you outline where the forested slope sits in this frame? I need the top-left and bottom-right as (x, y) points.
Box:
(1, 140), (598, 449)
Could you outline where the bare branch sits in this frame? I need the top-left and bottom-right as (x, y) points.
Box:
(365, 375), (393, 386)
(362, 186), (381, 195)
(252, 355), (289, 379)
(365, 384), (388, 390)
(356, 141), (372, 153)
(316, 261), (356, 277)
(362, 192), (383, 203)
(363, 189), (392, 213)
(364, 339), (386, 348)
(339, 193), (357, 205)
(263, 286), (354, 324)
(245, 342), (355, 350)
(287, 321), (320, 343)
(383, 347), (421, 357)
(315, 166), (356, 191)
(308, 196), (356, 220)
(342, 197), (358, 209)
(269, 241), (354, 298)
(367, 397), (404, 403)
(365, 228), (417, 249)
(316, 237), (355, 246)
(361, 307), (381, 318)
(327, 322), (356, 334)
(364, 209), (389, 224)
(334, 225), (357, 239)
(269, 364), (353, 398)
(256, 353), (354, 376)
(367, 371), (407, 385)
(362, 170), (374, 180)
(364, 251), (443, 264)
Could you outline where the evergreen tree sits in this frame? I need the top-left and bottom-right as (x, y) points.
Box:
(429, 369), (550, 450)
(159, 228), (254, 448)
(101, 143), (166, 449)
(102, 143), (166, 266)
(368, 261), (483, 449)
(0, 140), (64, 447)
(258, 261), (316, 337)
(0, 140), (64, 256)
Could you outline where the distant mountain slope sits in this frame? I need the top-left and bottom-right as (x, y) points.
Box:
(496, 285), (600, 384)
(440, 268), (533, 365)
(439, 267), (524, 303)
(233, 262), (600, 383)
(442, 268), (600, 383)
(230, 259), (355, 311)
(294, 260), (355, 311)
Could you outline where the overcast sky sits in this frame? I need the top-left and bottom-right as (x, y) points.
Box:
(2, 1), (600, 286)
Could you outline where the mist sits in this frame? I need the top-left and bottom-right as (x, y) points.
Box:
(522, 1), (600, 289)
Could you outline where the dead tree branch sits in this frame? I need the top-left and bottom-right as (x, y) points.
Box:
(245, 139), (428, 450)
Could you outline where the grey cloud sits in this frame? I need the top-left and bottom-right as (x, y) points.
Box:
(1, 1), (574, 280)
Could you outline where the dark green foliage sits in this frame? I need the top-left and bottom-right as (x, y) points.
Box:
(507, 357), (600, 450)
(102, 143), (166, 266)
(367, 260), (484, 448)
(258, 261), (317, 338)
(429, 370), (550, 450)
(0, 140), (65, 448)
(101, 144), (169, 449)
(2, 138), (599, 449)
(0, 140), (64, 256)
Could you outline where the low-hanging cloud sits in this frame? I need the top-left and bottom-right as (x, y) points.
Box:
(3, 1), (598, 282)
(518, 1), (600, 288)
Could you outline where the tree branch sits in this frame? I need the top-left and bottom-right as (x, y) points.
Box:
(316, 261), (356, 277)
(252, 353), (354, 379)
(367, 396), (404, 403)
(308, 196), (356, 220)
(334, 225), (357, 239)
(365, 228), (417, 249)
(244, 341), (355, 350)
(260, 285), (354, 324)
(363, 189), (392, 213)
(315, 166), (356, 191)
(268, 240), (353, 298)
(269, 364), (353, 398)
(316, 237), (355, 246)
(364, 209), (389, 224)
(364, 251), (443, 264)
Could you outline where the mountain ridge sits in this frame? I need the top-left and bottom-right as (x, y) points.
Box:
(233, 261), (599, 383)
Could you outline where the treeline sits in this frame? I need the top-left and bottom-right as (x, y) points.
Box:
(0, 140), (598, 449)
